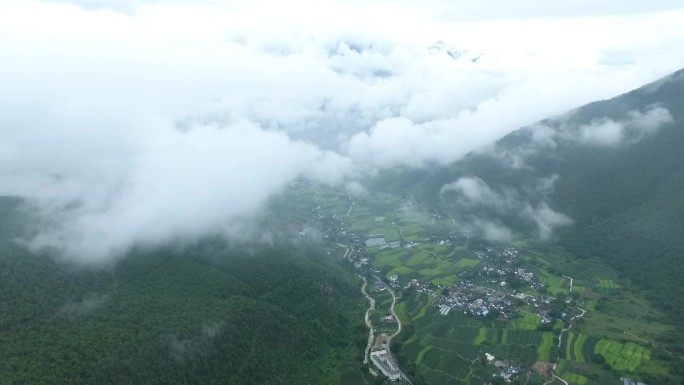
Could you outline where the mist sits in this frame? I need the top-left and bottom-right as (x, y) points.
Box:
(1, 0), (683, 263)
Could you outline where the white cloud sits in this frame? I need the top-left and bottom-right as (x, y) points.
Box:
(536, 174), (560, 195)
(628, 106), (675, 135)
(441, 177), (572, 240)
(20, 122), (343, 263)
(576, 105), (674, 147)
(522, 203), (573, 240)
(472, 219), (514, 243)
(0, 0), (682, 262)
(440, 177), (513, 212)
(579, 119), (625, 146)
(485, 105), (674, 169)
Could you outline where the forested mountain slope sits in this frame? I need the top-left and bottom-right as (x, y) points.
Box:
(0, 198), (368, 385)
(399, 69), (684, 351)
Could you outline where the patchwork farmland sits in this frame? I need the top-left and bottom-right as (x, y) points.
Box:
(307, 186), (676, 385)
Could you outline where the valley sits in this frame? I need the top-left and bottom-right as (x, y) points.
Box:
(292, 183), (681, 385)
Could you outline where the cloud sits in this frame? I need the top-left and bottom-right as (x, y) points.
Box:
(440, 177), (514, 212)
(17, 122), (345, 264)
(627, 106), (675, 135)
(60, 294), (110, 317)
(536, 174), (560, 195)
(486, 106), (674, 168)
(1, 0), (683, 262)
(344, 181), (367, 196)
(522, 203), (573, 240)
(578, 106), (674, 146)
(441, 176), (572, 240)
(472, 219), (514, 243)
(578, 119), (625, 146)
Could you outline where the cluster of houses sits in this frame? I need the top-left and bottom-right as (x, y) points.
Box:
(434, 278), (562, 325)
(387, 275), (438, 295)
(436, 281), (514, 319)
(484, 353), (522, 383)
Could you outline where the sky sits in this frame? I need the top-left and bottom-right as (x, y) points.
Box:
(1, 0), (683, 263)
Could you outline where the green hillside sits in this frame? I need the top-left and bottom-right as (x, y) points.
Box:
(400, 69), (684, 356)
(0, 198), (369, 385)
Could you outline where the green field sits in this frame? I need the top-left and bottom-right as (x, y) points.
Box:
(594, 339), (650, 372)
(537, 332), (555, 362)
(511, 312), (541, 330)
(561, 332), (591, 363)
(431, 275), (460, 286)
(456, 258), (481, 267)
(416, 345), (434, 365)
(596, 279), (619, 289)
(344, 194), (676, 384)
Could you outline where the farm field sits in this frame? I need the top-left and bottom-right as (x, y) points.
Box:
(309, 186), (678, 385)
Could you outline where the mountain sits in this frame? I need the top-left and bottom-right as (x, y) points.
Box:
(0, 198), (369, 385)
(397, 69), (684, 352)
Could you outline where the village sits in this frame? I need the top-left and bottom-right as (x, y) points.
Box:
(296, 196), (577, 384)
(275, 181), (662, 385)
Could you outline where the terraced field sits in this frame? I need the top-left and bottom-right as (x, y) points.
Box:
(594, 339), (650, 372)
(561, 332), (595, 363)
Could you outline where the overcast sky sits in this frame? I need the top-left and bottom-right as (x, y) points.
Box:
(1, 0), (683, 263)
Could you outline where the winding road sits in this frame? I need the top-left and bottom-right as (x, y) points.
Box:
(373, 275), (412, 384)
(373, 275), (403, 340)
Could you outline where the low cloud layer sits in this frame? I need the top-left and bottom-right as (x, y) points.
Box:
(488, 106), (675, 169)
(1, 0), (683, 263)
(441, 176), (572, 241)
(19, 123), (348, 263)
(578, 106), (674, 146)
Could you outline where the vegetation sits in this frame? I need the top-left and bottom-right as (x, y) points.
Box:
(5, 69), (684, 385)
(381, 69), (684, 367)
(334, 184), (682, 384)
(0, 198), (368, 385)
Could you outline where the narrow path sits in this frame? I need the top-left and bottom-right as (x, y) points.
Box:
(420, 246), (460, 268)
(545, 274), (587, 385)
(553, 374), (569, 385)
(375, 276), (402, 340)
(556, 307), (586, 349)
(563, 275), (573, 292)
(421, 247), (443, 261)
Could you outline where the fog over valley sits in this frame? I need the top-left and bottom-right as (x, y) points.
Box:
(1, 0), (683, 263)
(5, 2), (684, 385)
